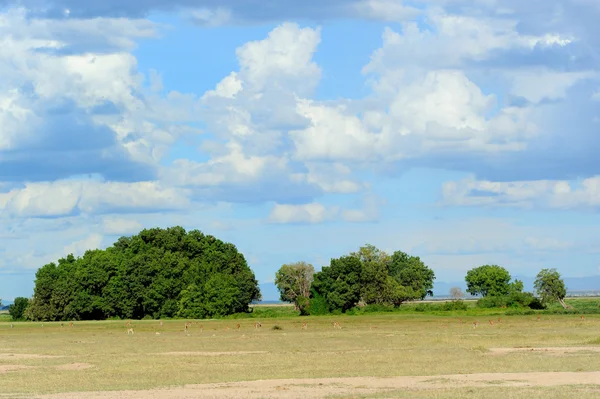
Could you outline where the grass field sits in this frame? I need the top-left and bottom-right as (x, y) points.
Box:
(1, 301), (600, 398)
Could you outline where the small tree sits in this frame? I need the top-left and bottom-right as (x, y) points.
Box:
(465, 265), (512, 297)
(450, 287), (464, 300)
(9, 297), (30, 320)
(534, 268), (568, 309)
(275, 261), (315, 314)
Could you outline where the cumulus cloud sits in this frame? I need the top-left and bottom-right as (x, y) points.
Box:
(0, 178), (191, 218)
(441, 175), (600, 209)
(102, 217), (144, 235)
(0, 8), (201, 182)
(268, 202), (339, 224)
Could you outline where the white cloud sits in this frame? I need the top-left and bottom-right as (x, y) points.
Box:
(0, 178), (190, 218)
(63, 233), (104, 257)
(102, 217), (143, 235)
(441, 175), (600, 209)
(268, 202), (339, 224)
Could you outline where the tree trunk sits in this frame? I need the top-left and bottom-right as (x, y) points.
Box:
(558, 298), (568, 309)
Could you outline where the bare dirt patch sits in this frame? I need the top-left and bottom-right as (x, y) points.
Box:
(55, 363), (94, 371)
(35, 371), (600, 398)
(152, 351), (268, 356)
(0, 353), (63, 359)
(0, 365), (35, 373)
(489, 346), (600, 355)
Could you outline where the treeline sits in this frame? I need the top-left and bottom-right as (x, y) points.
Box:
(22, 227), (260, 321)
(275, 244), (436, 315)
(276, 254), (570, 315)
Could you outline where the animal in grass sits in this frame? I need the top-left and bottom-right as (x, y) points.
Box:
(127, 328), (134, 335)
(489, 320), (494, 326)
(472, 321), (479, 328)
(254, 321), (262, 329)
(302, 322), (308, 330)
(332, 321), (342, 329)
(236, 323), (241, 330)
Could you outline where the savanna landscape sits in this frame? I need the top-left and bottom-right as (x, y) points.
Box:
(3, 1), (600, 397)
(2, 227), (600, 397)
(2, 300), (600, 398)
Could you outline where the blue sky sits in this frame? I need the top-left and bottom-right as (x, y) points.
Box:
(1, 0), (600, 301)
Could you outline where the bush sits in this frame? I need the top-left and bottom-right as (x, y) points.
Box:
(307, 293), (330, 315)
(8, 297), (30, 321)
(477, 292), (545, 310)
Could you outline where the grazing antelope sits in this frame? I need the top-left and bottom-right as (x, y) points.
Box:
(69, 322), (73, 327)
(332, 321), (342, 329)
(236, 323), (241, 330)
(497, 317), (502, 323)
(536, 315), (541, 321)
(472, 321), (479, 329)
(489, 320), (494, 326)
(199, 324), (204, 332)
(254, 321), (262, 329)
(580, 315), (585, 321)
(302, 322), (308, 330)
(127, 328), (134, 335)
(184, 323), (190, 333)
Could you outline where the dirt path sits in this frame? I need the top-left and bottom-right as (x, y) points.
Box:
(33, 371), (600, 398)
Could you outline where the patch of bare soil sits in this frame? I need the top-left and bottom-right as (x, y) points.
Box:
(0, 365), (35, 373)
(55, 363), (94, 371)
(0, 353), (63, 359)
(489, 346), (600, 355)
(34, 371), (600, 399)
(152, 351), (268, 356)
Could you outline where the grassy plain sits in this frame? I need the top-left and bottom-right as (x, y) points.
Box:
(0, 300), (599, 398)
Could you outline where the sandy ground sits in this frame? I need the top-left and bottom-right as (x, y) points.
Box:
(28, 371), (600, 399)
(488, 346), (600, 354)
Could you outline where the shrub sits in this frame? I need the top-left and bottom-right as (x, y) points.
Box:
(307, 293), (330, 315)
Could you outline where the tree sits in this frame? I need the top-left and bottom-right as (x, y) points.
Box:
(275, 262), (314, 314)
(8, 297), (30, 320)
(465, 265), (512, 297)
(352, 244), (391, 305)
(26, 226), (261, 321)
(311, 255), (363, 312)
(450, 287), (464, 300)
(311, 245), (436, 313)
(389, 251), (435, 300)
(534, 268), (568, 309)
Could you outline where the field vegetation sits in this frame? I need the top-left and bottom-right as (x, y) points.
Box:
(1, 305), (599, 397)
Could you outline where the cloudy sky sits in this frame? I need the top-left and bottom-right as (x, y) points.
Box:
(1, 0), (600, 301)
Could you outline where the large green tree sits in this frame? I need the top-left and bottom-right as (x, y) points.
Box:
(465, 265), (514, 297)
(275, 261), (315, 314)
(311, 244), (435, 312)
(534, 268), (568, 309)
(26, 227), (261, 321)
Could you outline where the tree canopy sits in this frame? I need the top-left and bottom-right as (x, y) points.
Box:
(465, 265), (516, 297)
(9, 297), (29, 320)
(274, 261), (314, 314)
(311, 244), (435, 312)
(25, 226), (261, 321)
(534, 268), (568, 309)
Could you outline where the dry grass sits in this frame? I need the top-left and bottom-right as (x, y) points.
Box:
(0, 313), (599, 397)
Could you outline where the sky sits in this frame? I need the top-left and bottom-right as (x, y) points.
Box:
(1, 0), (600, 302)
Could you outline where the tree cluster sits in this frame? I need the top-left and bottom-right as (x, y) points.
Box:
(275, 244), (436, 314)
(464, 265), (568, 309)
(24, 227), (261, 321)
